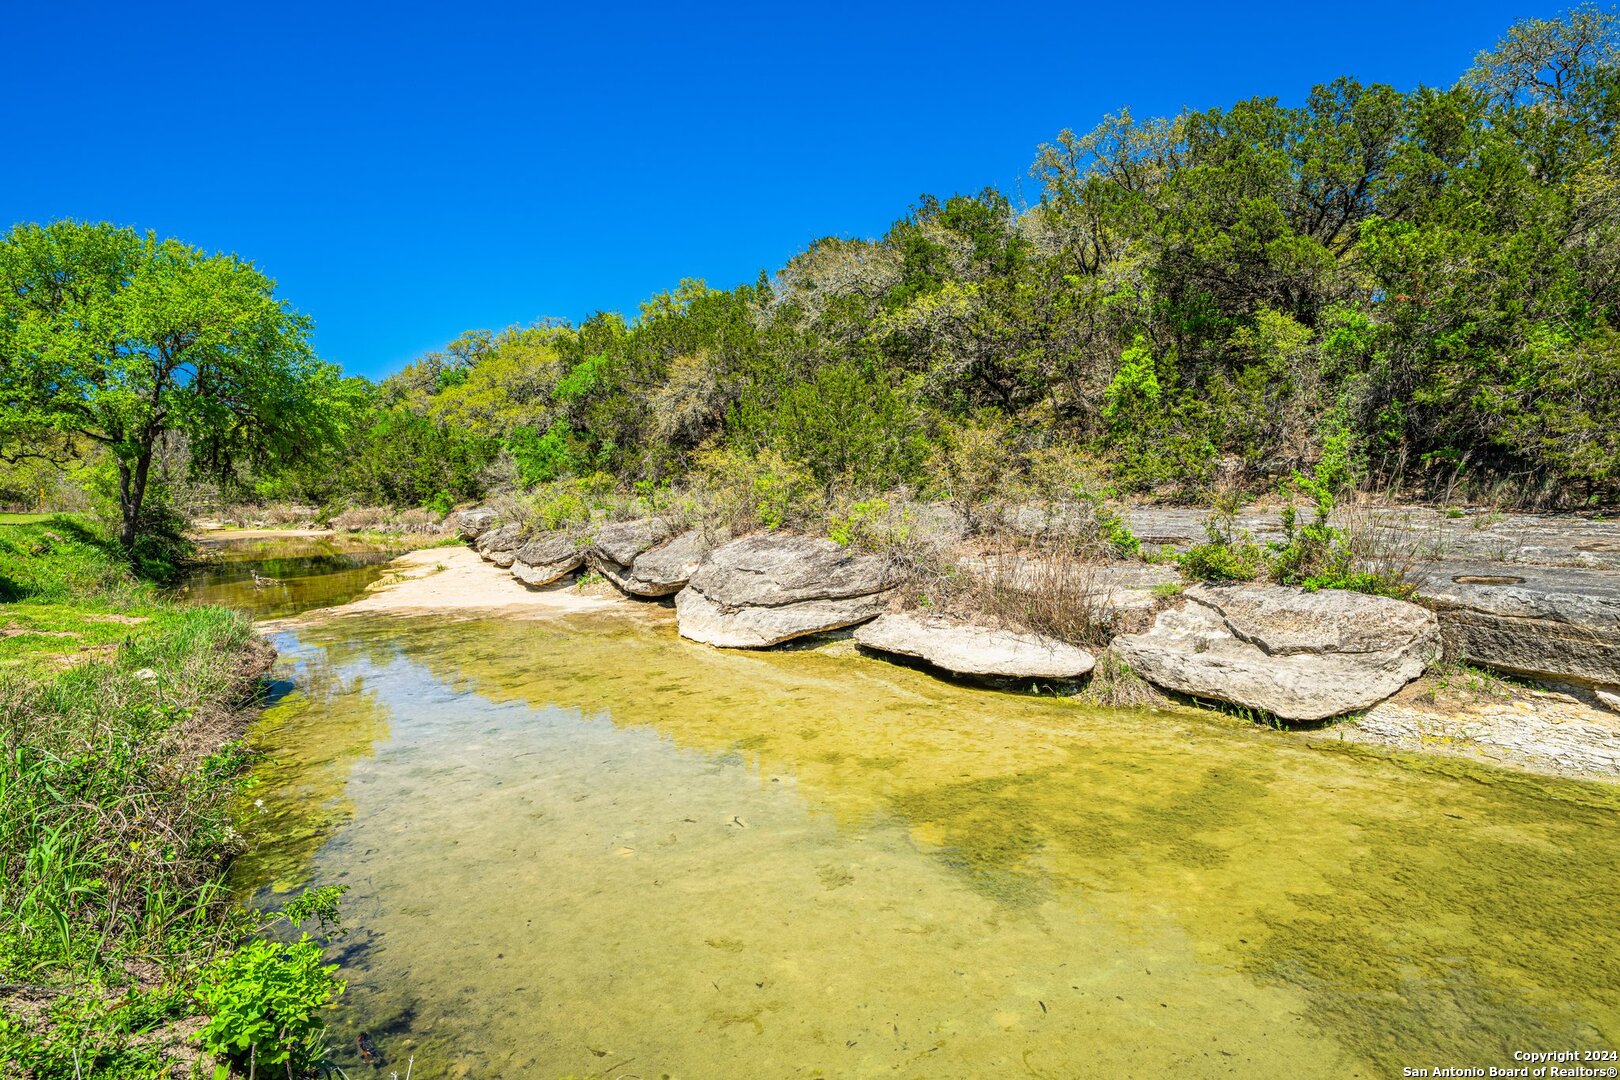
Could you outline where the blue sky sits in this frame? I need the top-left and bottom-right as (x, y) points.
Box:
(5, 1), (1537, 378)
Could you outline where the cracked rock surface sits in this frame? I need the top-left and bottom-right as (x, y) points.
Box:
(1113, 585), (1440, 721)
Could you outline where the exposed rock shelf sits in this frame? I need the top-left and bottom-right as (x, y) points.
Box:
(1113, 585), (1439, 722)
(452, 506), (1620, 727)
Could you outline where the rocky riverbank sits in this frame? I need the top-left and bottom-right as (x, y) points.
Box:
(358, 506), (1620, 783)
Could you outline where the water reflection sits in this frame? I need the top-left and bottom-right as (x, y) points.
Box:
(173, 535), (411, 619)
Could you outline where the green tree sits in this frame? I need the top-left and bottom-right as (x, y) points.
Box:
(0, 220), (349, 547)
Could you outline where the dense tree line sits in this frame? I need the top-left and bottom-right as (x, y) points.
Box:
(330, 8), (1612, 508)
(11, 10), (1617, 523)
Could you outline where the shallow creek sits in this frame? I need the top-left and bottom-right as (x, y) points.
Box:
(174, 534), (411, 618)
(195, 543), (1620, 1078)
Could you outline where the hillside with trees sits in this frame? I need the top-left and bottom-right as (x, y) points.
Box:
(5, 8), (1618, 532)
(261, 7), (1618, 518)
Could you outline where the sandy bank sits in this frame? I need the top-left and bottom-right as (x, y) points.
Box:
(258, 546), (646, 630)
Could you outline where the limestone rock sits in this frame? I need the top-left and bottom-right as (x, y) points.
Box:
(855, 613), (1095, 679)
(1112, 584), (1439, 721)
(511, 533), (584, 587)
(687, 534), (897, 607)
(597, 530), (713, 597)
(474, 523), (523, 564)
(455, 508), (497, 540)
(588, 518), (683, 595)
(1417, 563), (1620, 686)
(675, 587), (890, 649)
(590, 518), (678, 568)
(676, 533), (899, 647)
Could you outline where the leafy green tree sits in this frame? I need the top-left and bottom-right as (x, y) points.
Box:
(0, 220), (350, 547)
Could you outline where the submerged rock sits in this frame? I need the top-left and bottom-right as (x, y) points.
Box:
(1113, 584), (1439, 721)
(455, 507), (497, 540)
(1417, 562), (1620, 686)
(511, 532), (584, 586)
(675, 533), (898, 647)
(856, 613), (1096, 679)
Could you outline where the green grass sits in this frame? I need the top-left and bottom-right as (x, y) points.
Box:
(0, 517), (284, 1078)
(0, 513), (55, 526)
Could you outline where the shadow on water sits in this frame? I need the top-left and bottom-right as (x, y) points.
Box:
(233, 613), (1620, 1079)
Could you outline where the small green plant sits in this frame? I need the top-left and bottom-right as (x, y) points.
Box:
(1097, 507), (1142, 559)
(1266, 434), (1414, 598)
(195, 936), (345, 1078)
(750, 456), (818, 530)
(1179, 501), (1266, 583)
(828, 498), (895, 547)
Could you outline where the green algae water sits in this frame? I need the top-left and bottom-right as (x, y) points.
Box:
(227, 607), (1620, 1079)
(174, 534), (410, 619)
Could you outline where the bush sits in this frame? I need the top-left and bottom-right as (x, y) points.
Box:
(508, 420), (583, 485)
(195, 936), (343, 1077)
(687, 448), (822, 536)
(827, 497), (895, 548)
(1179, 505), (1267, 583)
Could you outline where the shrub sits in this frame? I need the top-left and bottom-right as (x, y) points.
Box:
(1178, 506), (1267, 583)
(687, 448), (822, 536)
(508, 420), (582, 485)
(828, 497), (896, 548)
(195, 936), (343, 1077)
(1267, 434), (1418, 598)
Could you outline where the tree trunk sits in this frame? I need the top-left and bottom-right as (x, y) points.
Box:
(117, 448), (153, 551)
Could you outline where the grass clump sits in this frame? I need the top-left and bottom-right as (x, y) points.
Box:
(1180, 439), (1423, 600)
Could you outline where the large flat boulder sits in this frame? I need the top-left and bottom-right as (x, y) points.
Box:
(511, 533), (584, 586)
(595, 530), (712, 597)
(1113, 584), (1439, 722)
(855, 613), (1095, 679)
(676, 533), (899, 647)
(1417, 563), (1620, 685)
(675, 588), (890, 648)
(455, 508), (497, 540)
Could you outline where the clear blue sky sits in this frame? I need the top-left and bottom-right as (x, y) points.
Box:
(4, 1), (1537, 379)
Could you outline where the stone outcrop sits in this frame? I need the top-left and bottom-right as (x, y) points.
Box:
(675, 534), (898, 648)
(587, 519), (686, 596)
(855, 613), (1095, 679)
(599, 530), (711, 597)
(474, 523), (523, 567)
(1113, 584), (1439, 721)
(1417, 563), (1620, 686)
(455, 508), (497, 540)
(590, 518), (677, 568)
(510, 533), (584, 586)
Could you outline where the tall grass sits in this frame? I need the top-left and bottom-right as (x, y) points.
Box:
(0, 519), (268, 1077)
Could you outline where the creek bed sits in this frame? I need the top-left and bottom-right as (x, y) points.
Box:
(226, 606), (1620, 1078)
